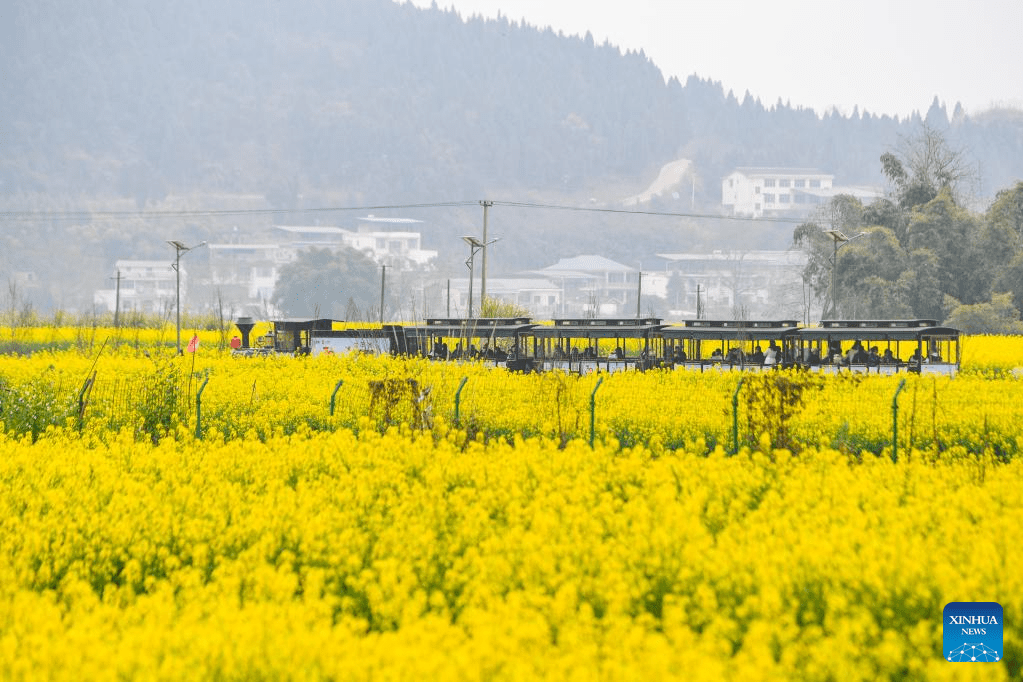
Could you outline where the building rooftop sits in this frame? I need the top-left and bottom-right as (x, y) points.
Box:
(274, 225), (345, 235)
(357, 215), (423, 224)
(542, 255), (634, 273)
(728, 167), (832, 177)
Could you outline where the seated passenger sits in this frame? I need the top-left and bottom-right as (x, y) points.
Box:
(853, 341), (868, 364)
(808, 347), (821, 367)
(881, 348), (896, 365)
(867, 346), (881, 366)
(710, 348), (723, 362)
(750, 345), (765, 364)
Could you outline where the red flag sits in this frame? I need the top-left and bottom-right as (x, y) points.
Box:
(187, 334), (200, 353)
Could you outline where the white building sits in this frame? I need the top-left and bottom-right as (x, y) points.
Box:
(722, 167), (883, 218)
(440, 277), (562, 318)
(722, 168), (833, 218)
(275, 216), (438, 268)
(539, 255), (639, 317)
(656, 250), (809, 319)
(93, 260), (177, 314)
(206, 243), (290, 304)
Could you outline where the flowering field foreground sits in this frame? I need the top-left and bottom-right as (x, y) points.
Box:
(0, 427), (1019, 680)
(3, 347), (1023, 456)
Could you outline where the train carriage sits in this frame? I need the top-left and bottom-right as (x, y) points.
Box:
(240, 316), (961, 376)
(401, 317), (538, 370)
(793, 319), (960, 376)
(657, 320), (801, 371)
(517, 318), (666, 374)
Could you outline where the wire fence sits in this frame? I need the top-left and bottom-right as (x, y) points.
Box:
(2, 367), (1022, 457)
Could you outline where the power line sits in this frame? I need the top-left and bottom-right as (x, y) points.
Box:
(0, 198), (810, 225)
(0, 201), (480, 223)
(489, 200), (809, 224)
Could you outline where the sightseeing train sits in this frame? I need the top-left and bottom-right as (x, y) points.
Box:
(233, 315), (961, 376)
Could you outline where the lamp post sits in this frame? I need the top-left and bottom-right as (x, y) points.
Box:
(461, 235), (500, 318)
(167, 240), (206, 354)
(823, 229), (865, 319)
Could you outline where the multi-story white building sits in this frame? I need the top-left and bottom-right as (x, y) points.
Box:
(722, 168), (834, 218)
(438, 277), (563, 318)
(93, 260), (177, 314)
(656, 250), (809, 319)
(722, 167), (883, 218)
(206, 243), (289, 305)
(275, 216), (438, 268)
(539, 255), (640, 317)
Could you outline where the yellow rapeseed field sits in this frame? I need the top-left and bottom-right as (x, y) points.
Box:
(0, 328), (1021, 679)
(0, 427), (1020, 680)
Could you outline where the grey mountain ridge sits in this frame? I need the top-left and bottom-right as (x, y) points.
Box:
(3, 0), (1022, 312)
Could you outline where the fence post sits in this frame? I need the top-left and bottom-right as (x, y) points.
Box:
(590, 376), (604, 448)
(77, 371), (96, 430)
(195, 373), (210, 440)
(454, 376), (468, 426)
(732, 377), (745, 454)
(329, 379), (344, 416)
(892, 378), (907, 463)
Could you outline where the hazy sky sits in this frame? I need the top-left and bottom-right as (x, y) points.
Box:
(405, 0), (1023, 119)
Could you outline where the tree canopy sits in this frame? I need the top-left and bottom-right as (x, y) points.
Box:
(272, 248), (381, 320)
(794, 127), (1023, 325)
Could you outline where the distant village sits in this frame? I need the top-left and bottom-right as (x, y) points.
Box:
(93, 167), (881, 322)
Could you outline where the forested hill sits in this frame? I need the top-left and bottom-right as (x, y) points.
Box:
(6, 0), (1023, 207)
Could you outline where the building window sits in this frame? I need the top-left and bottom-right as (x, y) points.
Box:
(779, 179), (791, 188)
(729, 179), (734, 187)
(764, 193), (776, 204)
(764, 179), (776, 187)
(755, 203), (761, 212)
(755, 186), (761, 194)
(810, 179), (821, 188)
(780, 194), (790, 203)
(794, 179), (806, 188)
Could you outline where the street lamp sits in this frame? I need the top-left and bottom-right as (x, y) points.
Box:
(461, 235), (500, 318)
(167, 240), (206, 354)
(823, 229), (865, 318)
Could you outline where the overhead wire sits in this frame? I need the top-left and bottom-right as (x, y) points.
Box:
(0, 199), (811, 225)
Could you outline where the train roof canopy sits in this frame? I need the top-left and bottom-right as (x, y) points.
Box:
(658, 319), (799, 341)
(530, 318), (665, 339)
(271, 318), (338, 332)
(796, 320), (959, 342)
(406, 318), (536, 339)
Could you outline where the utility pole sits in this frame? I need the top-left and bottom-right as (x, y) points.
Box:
(636, 270), (642, 318)
(824, 229), (865, 319)
(379, 265), (386, 324)
(111, 270), (121, 328)
(697, 284), (704, 320)
(167, 240), (206, 354)
(447, 279), (450, 317)
(480, 200), (492, 308)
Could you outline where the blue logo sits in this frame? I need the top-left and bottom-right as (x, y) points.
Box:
(944, 602), (1002, 662)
